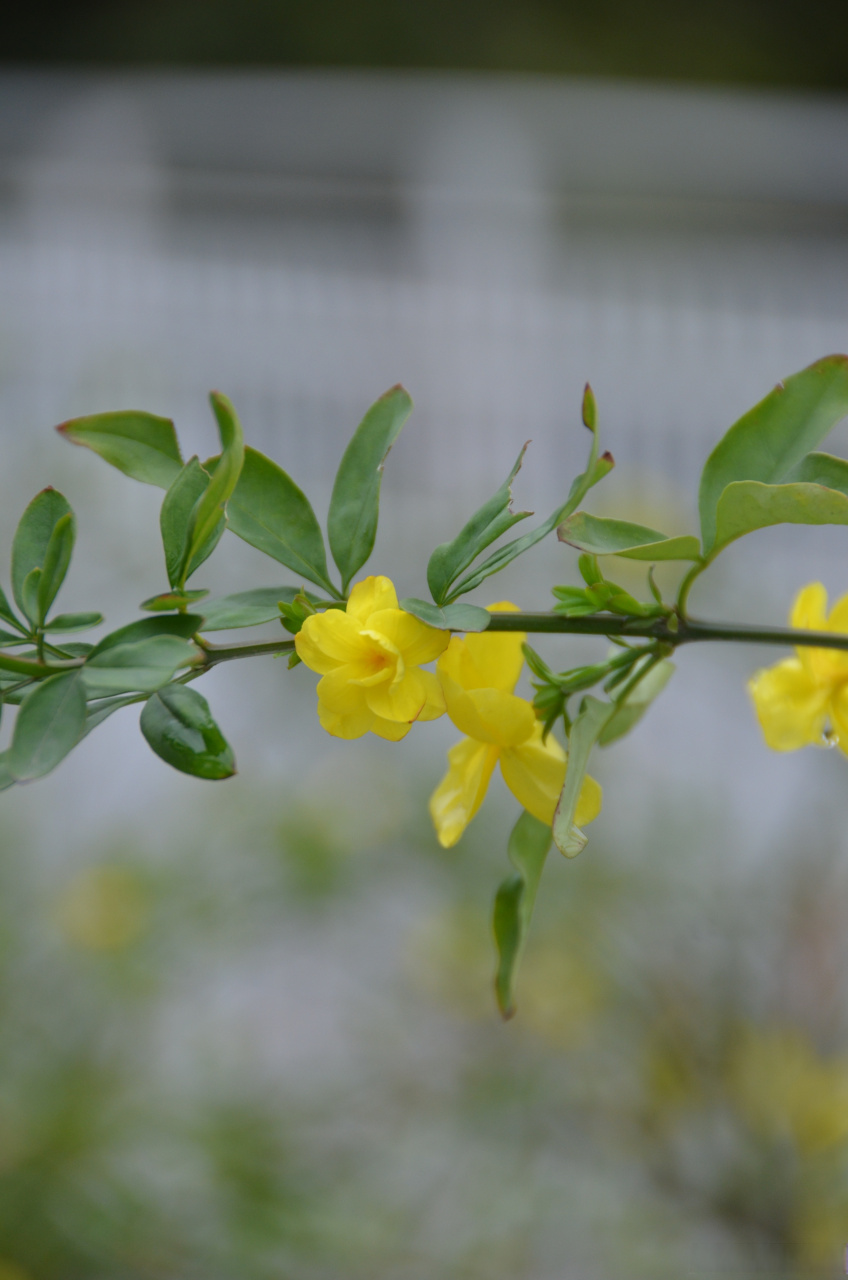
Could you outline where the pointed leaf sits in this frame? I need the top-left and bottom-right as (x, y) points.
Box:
(553, 696), (613, 858)
(140, 590), (208, 613)
(140, 685), (236, 779)
(557, 512), (701, 561)
(328, 385), (413, 591)
(45, 611), (104, 632)
(493, 810), (552, 1018)
(447, 410), (614, 600)
(185, 393), (245, 574)
(0, 586), (25, 634)
(160, 458), (224, 589)
(598, 660), (674, 745)
(698, 355), (848, 555)
(83, 615), (201, 697)
(9, 671), (86, 781)
(199, 586), (319, 631)
(220, 447), (335, 594)
(37, 511), (76, 624)
(427, 446), (531, 605)
(712, 480), (848, 553)
(399, 598), (492, 632)
(787, 450), (848, 495)
(11, 489), (73, 619)
(57, 410), (183, 488)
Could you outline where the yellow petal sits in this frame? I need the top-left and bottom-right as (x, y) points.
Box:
(316, 696), (374, 739)
(441, 673), (536, 747)
(748, 657), (830, 750)
(829, 684), (848, 754)
(828, 590), (848, 633)
(296, 609), (367, 673)
(365, 665), (432, 722)
(501, 728), (602, 828)
(316, 667), (373, 714)
(369, 608), (449, 665)
(429, 738), (499, 848)
(461, 602), (525, 693)
(346, 575), (398, 623)
(370, 716), (412, 741)
(414, 669), (446, 721)
(791, 582), (828, 631)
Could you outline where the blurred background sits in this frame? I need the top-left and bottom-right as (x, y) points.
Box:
(0, 5), (847, 1278)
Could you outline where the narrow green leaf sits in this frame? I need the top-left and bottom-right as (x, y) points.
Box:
(82, 636), (197, 697)
(713, 480), (848, 553)
(87, 615), (202, 656)
(81, 693), (143, 737)
(220, 447), (335, 594)
(557, 512), (701, 561)
(21, 569), (41, 625)
(598, 660), (674, 746)
(328, 385), (413, 592)
(57, 410), (183, 488)
(447, 415), (614, 601)
(0, 628), (28, 645)
(37, 511), (76, 624)
(553, 696), (613, 858)
(9, 671), (86, 781)
(160, 458), (224, 589)
(492, 810), (552, 1018)
(787, 450), (848, 495)
(140, 685), (236, 780)
(45, 611), (104, 632)
(11, 489), (73, 619)
(0, 586), (25, 634)
(399, 598), (492, 632)
(182, 392), (245, 578)
(140, 590), (208, 613)
(427, 446), (531, 605)
(199, 586), (318, 631)
(698, 355), (848, 555)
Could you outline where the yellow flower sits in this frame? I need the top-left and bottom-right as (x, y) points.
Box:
(295, 575), (448, 741)
(749, 582), (848, 751)
(429, 604), (602, 847)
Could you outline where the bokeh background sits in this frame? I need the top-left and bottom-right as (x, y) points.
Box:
(0, 7), (848, 1278)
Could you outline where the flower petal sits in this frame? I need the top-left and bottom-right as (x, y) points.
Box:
(415, 669), (446, 721)
(346, 575), (398, 623)
(748, 657), (830, 750)
(501, 727), (603, 828)
(370, 716), (412, 741)
(370, 608), (449, 665)
(296, 609), (368, 672)
(316, 696), (374, 739)
(365, 666), (432, 722)
(441, 673), (536, 747)
(429, 738), (499, 848)
(791, 582), (829, 632)
(461, 603), (525, 693)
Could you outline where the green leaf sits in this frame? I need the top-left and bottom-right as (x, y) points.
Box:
(328, 385), (413, 592)
(36, 511), (76, 624)
(712, 480), (848, 553)
(160, 458), (225, 589)
(81, 693), (143, 737)
(446, 398), (615, 600)
(427, 446), (531, 605)
(598, 660), (675, 746)
(140, 590), (208, 613)
(11, 489), (73, 621)
(45, 611), (104, 632)
(557, 512), (701, 561)
(57, 410), (183, 488)
(221, 447), (335, 595)
(140, 685), (236, 780)
(0, 586), (25, 634)
(492, 810), (553, 1019)
(188, 393), (245, 568)
(552, 695), (613, 858)
(698, 355), (848, 555)
(9, 671), (86, 781)
(0, 628), (27, 645)
(0, 752), (16, 792)
(398, 598), (492, 632)
(198, 586), (313, 631)
(787, 450), (848, 495)
(82, 615), (201, 697)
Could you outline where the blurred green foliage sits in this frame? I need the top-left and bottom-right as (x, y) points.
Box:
(2, 0), (848, 90)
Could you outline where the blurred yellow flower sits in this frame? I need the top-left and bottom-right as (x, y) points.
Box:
(295, 575), (448, 741)
(429, 604), (602, 847)
(749, 583), (848, 751)
(56, 865), (149, 952)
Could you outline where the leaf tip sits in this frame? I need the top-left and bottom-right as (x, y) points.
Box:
(600, 450), (614, 467)
(582, 384), (597, 431)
